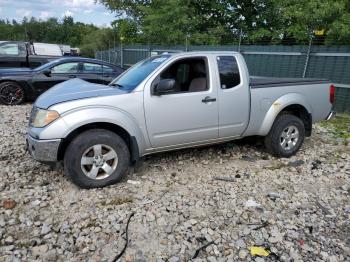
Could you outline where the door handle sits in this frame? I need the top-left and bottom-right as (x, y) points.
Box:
(68, 75), (76, 78)
(202, 96), (216, 103)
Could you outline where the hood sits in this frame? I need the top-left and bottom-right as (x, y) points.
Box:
(35, 78), (127, 109)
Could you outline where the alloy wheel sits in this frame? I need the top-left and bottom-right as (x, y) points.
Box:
(80, 144), (118, 180)
(280, 125), (299, 151)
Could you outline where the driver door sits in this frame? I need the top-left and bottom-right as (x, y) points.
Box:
(144, 56), (218, 148)
(32, 62), (80, 94)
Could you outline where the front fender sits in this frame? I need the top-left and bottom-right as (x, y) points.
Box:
(32, 105), (148, 155)
(257, 93), (312, 136)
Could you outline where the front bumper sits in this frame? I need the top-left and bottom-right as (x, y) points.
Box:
(326, 110), (336, 121)
(26, 134), (61, 162)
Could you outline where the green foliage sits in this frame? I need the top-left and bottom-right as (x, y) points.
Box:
(1, 0), (349, 56)
(0, 16), (117, 57)
(277, 0), (350, 42)
(111, 18), (138, 43)
(320, 115), (350, 139)
(98, 0), (350, 45)
(79, 28), (116, 57)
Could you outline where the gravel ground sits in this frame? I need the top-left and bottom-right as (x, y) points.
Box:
(0, 104), (350, 262)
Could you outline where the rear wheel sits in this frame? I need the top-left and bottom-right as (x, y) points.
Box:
(0, 82), (25, 105)
(64, 129), (130, 188)
(264, 114), (305, 158)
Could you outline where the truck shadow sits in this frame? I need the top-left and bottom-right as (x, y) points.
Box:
(134, 136), (267, 174)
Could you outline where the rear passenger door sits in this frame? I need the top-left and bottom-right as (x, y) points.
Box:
(79, 62), (104, 84)
(216, 56), (250, 138)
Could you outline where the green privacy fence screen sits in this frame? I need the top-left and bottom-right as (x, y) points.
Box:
(96, 44), (350, 112)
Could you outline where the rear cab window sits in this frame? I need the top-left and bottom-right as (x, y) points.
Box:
(217, 56), (241, 89)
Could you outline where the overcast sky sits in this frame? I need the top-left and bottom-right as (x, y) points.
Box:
(0, 0), (116, 27)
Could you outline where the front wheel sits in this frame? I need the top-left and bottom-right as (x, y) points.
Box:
(264, 114), (305, 158)
(64, 129), (130, 188)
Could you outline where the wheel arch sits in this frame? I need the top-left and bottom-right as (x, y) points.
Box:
(57, 122), (139, 163)
(278, 104), (312, 136)
(258, 93), (313, 137)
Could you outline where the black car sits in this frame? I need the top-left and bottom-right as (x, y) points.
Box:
(0, 57), (124, 105)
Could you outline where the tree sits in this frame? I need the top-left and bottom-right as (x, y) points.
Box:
(0, 16), (105, 57)
(99, 0), (350, 45)
(99, 0), (240, 44)
(98, 0), (283, 44)
(112, 18), (138, 43)
(275, 0), (350, 43)
(80, 28), (116, 57)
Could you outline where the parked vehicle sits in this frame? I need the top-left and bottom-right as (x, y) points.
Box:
(0, 41), (63, 69)
(26, 51), (334, 188)
(70, 48), (80, 56)
(0, 57), (124, 105)
(59, 45), (80, 56)
(59, 45), (72, 56)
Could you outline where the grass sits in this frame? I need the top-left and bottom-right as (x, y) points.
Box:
(320, 114), (350, 140)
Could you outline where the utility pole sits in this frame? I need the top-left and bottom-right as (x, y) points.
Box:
(114, 34), (116, 64)
(114, 34), (116, 50)
(120, 36), (125, 68)
(108, 41), (111, 63)
(302, 35), (313, 78)
(185, 34), (189, 52)
(24, 23), (28, 41)
(238, 28), (242, 53)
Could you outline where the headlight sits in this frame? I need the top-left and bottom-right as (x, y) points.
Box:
(30, 108), (60, 128)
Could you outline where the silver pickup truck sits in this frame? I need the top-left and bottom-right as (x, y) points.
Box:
(26, 51), (334, 188)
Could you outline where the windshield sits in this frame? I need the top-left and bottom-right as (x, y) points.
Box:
(110, 55), (171, 91)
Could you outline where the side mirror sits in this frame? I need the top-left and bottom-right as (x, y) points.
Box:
(153, 79), (175, 95)
(43, 69), (51, 77)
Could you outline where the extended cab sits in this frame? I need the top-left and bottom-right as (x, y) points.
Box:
(26, 52), (334, 188)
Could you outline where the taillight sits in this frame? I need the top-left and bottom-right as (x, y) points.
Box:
(329, 84), (335, 104)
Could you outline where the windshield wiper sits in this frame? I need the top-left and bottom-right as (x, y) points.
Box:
(110, 83), (124, 88)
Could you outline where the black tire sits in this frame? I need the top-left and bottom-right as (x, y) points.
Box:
(64, 129), (130, 188)
(264, 114), (305, 158)
(0, 81), (25, 105)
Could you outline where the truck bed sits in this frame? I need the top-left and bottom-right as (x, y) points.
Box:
(250, 76), (330, 88)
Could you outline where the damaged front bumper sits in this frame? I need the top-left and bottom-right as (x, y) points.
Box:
(26, 134), (61, 162)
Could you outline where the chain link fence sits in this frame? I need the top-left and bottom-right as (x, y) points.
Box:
(96, 43), (350, 113)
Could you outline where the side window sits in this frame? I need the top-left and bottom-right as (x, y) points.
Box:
(51, 62), (79, 74)
(156, 57), (208, 94)
(102, 65), (114, 73)
(217, 56), (240, 89)
(83, 63), (102, 73)
(0, 43), (19, 55)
